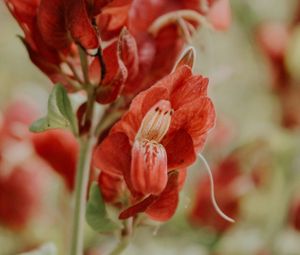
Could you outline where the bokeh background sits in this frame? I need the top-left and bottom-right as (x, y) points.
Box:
(1, 0), (300, 254)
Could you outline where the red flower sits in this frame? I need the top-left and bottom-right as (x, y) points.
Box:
(94, 65), (215, 220)
(6, 0), (231, 103)
(0, 163), (44, 230)
(5, 0), (139, 102)
(189, 156), (242, 232)
(31, 130), (79, 191)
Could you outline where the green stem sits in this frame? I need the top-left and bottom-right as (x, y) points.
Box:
(109, 219), (132, 255)
(70, 88), (96, 255)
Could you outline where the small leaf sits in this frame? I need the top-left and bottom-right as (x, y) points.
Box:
(19, 243), (56, 255)
(86, 182), (120, 233)
(30, 85), (78, 135)
(29, 118), (49, 132)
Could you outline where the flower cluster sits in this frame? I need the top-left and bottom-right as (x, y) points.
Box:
(5, 0), (230, 101)
(4, 0), (233, 253)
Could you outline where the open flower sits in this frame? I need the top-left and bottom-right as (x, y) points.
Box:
(94, 65), (215, 220)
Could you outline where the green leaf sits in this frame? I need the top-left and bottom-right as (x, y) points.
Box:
(29, 85), (78, 135)
(19, 243), (56, 255)
(86, 182), (120, 233)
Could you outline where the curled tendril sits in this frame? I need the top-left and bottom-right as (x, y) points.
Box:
(198, 153), (235, 223)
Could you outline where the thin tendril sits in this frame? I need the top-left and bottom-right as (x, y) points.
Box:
(198, 153), (235, 223)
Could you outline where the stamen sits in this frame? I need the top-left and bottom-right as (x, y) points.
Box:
(137, 100), (173, 142)
(198, 153), (235, 223)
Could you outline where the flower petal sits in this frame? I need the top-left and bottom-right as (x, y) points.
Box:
(119, 171), (179, 220)
(98, 172), (123, 203)
(145, 171), (179, 221)
(5, 0), (39, 47)
(31, 130), (78, 191)
(131, 139), (168, 195)
(96, 1), (131, 40)
(163, 129), (196, 170)
(120, 28), (139, 79)
(169, 97), (216, 150)
(119, 195), (156, 220)
(37, 0), (70, 49)
(170, 73), (209, 110)
(65, 0), (99, 53)
(93, 132), (131, 176)
(96, 31), (130, 104)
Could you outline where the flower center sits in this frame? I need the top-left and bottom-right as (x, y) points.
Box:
(136, 100), (173, 143)
(130, 100), (174, 195)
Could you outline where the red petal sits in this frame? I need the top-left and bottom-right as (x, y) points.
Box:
(119, 28), (139, 79)
(169, 97), (216, 150)
(97, 2), (130, 40)
(0, 163), (44, 230)
(31, 130), (79, 191)
(119, 171), (180, 220)
(163, 129), (196, 170)
(96, 32), (129, 104)
(5, 0), (39, 46)
(131, 140), (168, 195)
(119, 195), (156, 220)
(93, 132), (131, 176)
(170, 73), (209, 110)
(65, 0), (99, 53)
(148, 25), (185, 85)
(20, 37), (75, 91)
(98, 172), (123, 203)
(93, 0), (132, 16)
(37, 0), (70, 49)
(145, 171), (179, 221)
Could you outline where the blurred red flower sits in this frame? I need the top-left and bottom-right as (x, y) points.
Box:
(190, 156), (245, 232)
(256, 8), (300, 129)
(94, 65), (215, 221)
(0, 163), (43, 230)
(31, 130), (79, 191)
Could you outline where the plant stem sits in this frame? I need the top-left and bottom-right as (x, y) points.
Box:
(70, 87), (96, 255)
(109, 218), (132, 255)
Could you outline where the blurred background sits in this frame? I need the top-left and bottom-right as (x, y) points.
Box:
(1, 0), (300, 254)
